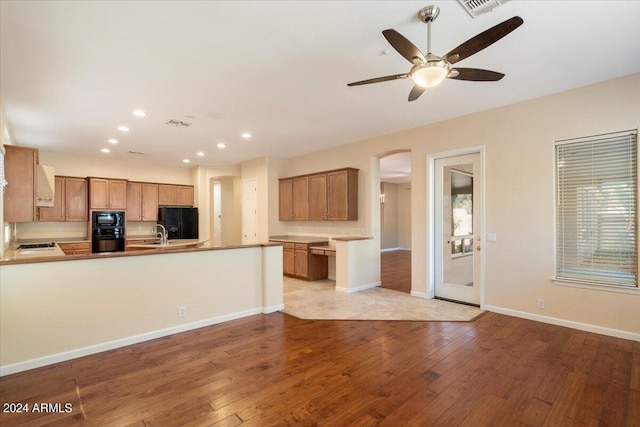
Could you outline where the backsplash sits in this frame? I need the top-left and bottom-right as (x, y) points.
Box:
(15, 221), (162, 241)
(16, 222), (88, 240)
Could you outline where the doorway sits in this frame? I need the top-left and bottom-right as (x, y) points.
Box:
(433, 151), (482, 306)
(379, 151), (412, 293)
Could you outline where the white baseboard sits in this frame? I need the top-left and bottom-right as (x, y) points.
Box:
(328, 274), (336, 281)
(335, 281), (381, 293)
(410, 291), (429, 299)
(263, 304), (284, 314)
(380, 247), (400, 253)
(0, 307), (265, 376)
(484, 305), (640, 342)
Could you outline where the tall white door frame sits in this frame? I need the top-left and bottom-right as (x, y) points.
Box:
(428, 146), (486, 307)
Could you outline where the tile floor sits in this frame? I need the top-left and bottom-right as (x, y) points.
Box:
(281, 276), (484, 321)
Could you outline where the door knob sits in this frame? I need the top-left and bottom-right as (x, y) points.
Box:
(476, 246), (481, 251)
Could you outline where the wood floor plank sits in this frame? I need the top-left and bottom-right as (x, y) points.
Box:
(0, 312), (637, 426)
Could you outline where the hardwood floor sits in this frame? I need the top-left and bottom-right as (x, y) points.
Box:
(1, 312), (638, 426)
(380, 249), (411, 293)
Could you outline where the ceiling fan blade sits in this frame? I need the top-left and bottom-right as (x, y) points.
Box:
(347, 74), (409, 86)
(444, 16), (523, 65)
(408, 85), (426, 102)
(448, 68), (505, 81)
(382, 29), (426, 65)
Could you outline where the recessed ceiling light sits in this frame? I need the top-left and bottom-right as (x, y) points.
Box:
(217, 143), (226, 149)
(101, 148), (111, 153)
(108, 138), (118, 144)
(118, 125), (129, 132)
(183, 159), (190, 163)
(133, 109), (146, 117)
(241, 132), (251, 139)
(196, 151), (204, 157)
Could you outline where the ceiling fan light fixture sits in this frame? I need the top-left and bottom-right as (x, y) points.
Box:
(411, 61), (449, 88)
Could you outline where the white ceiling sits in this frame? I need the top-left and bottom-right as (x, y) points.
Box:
(1, 1), (639, 170)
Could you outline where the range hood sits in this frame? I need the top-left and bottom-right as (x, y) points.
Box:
(36, 165), (55, 207)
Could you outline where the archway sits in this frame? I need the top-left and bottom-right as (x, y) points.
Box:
(378, 150), (412, 293)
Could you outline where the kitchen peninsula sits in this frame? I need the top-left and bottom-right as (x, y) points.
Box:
(0, 243), (283, 375)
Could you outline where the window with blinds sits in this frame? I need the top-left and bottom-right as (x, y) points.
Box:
(555, 130), (638, 287)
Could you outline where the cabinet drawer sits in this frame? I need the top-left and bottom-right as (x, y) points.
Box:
(294, 243), (308, 251)
(282, 242), (295, 250)
(58, 242), (90, 252)
(65, 249), (91, 256)
(310, 249), (325, 256)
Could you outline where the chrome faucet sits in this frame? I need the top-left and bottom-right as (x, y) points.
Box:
(156, 224), (168, 245)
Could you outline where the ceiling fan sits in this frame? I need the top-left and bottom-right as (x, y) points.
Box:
(347, 5), (523, 101)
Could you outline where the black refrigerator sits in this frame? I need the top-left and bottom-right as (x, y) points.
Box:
(158, 207), (199, 239)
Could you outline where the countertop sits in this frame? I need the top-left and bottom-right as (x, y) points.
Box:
(1, 242), (282, 265)
(310, 245), (336, 252)
(269, 235), (330, 244)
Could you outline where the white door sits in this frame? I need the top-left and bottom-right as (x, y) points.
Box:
(212, 180), (222, 246)
(242, 178), (258, 244)
(434, 153), (482, 305)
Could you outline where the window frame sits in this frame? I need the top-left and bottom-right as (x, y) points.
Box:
(553, 129), (639, 294)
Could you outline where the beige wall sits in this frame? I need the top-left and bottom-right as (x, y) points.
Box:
(283, 73), (640, 337)
(380, 182), (398, 250)
(40, 151), (192, 184)
(397, 183), (411, 249)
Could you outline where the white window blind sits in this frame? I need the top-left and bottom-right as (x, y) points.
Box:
(555, 130), (638, 287)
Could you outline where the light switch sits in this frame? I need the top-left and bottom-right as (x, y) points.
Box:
(487, 233), (497, 242)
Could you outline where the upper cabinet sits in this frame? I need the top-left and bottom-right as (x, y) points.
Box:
(127, 182), (159, 222)
(89, 178), (127, 210)
(38, 176), (88, 222)
(3, 145), (38, 222)
(327, 168), (358, 221)
(279, 167), (358, 221)
(158, 184), (194, 206)
(279, 177), (309, 221)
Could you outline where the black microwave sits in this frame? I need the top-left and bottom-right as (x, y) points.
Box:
(92, 211), (125, 228)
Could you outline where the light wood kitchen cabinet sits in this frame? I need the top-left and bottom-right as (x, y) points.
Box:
(58, 242), (91, 256)
(308, 173), (327, 221)
(64, 177), (89, 221)
(279, 179), (293, 221)
(89, 178), (127, 210)
(279, 167), (358, 221)
(327, 168), (358, 220)
(3, 145), (38, 222)
(38, 176), (88, 222)
(126, 182), (159, 222)
(158, 184), (194, 206)
(272, 240), (328, 280)
(292, 176), (309, 220)
(280, 177), (310, 221)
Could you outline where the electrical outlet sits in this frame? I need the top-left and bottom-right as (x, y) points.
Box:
(487, 233), (497, 242)
(178, 306), (186, 317)
(361, 228), (368, 235)
(537, 299), (545, 309)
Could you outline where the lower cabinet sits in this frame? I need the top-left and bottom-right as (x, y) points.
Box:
(277, 241), (328, 281)
(57, 242), (91, 256)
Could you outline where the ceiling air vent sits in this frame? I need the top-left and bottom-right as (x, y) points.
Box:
(457, 0), (508, 18)
(128, 150), (145, 155)
(166, 119), (192, 128)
